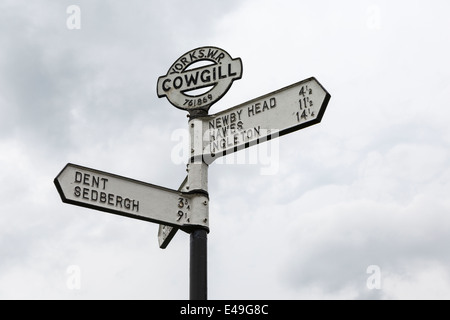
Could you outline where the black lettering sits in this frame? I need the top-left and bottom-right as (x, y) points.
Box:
(228, 63), (237, 76)
(116, 195), (123, 208)
(174, 63), (183, 71)
(91, 189), (98, 201)
(207, 48), (218, 59)
(212, 140), (220, 152)
(189, 50), (197, 61)
(108, 193), (114, 205)
(74, 186), (81, 197)
(248, 105), (255, 117)
(162, 79), (171, 91)
(270, 97), (276, 108)
(301, 109), (307, 120)
(173, 77), (182, 89)
(100, 192), (107, 203)
(198, 49), (205, 58)
(218, 65), (226, 79)
(209, 129), (216, 141)
(227, 136), (234, 147)
(221, 127), (227, 137)
(221, 114), (229, 126)
(82, 188), (89, 200)
(101, 178), (108, 190)
(254, 126), (261, 136)
(255, 103), (261, 114)
(216, 52), (225, 63)
(215, 127), (224, 139)
(74, 171), (82, 183)
(262, 100), (270, 111)
(124, 198), (131, 209)
(83, 174), (90, 186)
(180, 57), (188, 66)
(92, 176), (99, 188)
(132, 200), (139, 212)
(200, 69), (210, 82)
(184, 72), (199, 87)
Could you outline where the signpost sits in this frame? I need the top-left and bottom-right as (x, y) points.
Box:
(54, 46), (331, 300)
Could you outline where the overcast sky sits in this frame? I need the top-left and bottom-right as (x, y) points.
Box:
(1, 0), (450, 300)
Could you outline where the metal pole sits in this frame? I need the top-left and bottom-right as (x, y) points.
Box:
(190, 228), (207, 300)
(188, 115), (209, 300)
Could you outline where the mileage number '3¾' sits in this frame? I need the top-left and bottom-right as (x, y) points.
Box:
(177, 197), (190, 222)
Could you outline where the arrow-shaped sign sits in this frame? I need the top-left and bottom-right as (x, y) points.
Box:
(198, 77), (330, 163)
(54, 163), (208, 231)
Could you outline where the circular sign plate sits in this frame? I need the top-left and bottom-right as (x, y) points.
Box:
(157, 46), (242, 112)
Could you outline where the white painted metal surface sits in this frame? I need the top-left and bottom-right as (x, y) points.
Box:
(54, 163), (208, 230)
(157, 46), (242, 112)
(158, 176), (187, 248)
(198, 77), (330, 163)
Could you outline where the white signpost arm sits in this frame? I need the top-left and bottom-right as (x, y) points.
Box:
(54, 163), (209, 231)
(199, 77), (330, 163)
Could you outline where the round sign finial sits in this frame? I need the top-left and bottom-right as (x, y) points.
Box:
(157, 46), (242, 113)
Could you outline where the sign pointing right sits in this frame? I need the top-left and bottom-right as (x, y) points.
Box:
(199, 77), (330, 163)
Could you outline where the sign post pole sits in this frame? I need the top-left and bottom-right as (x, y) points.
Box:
(187, 114), (209, 300)
(190, 228), (207, 300)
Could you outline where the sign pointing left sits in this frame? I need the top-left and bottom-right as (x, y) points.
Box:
(54, 163), (209, 230)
